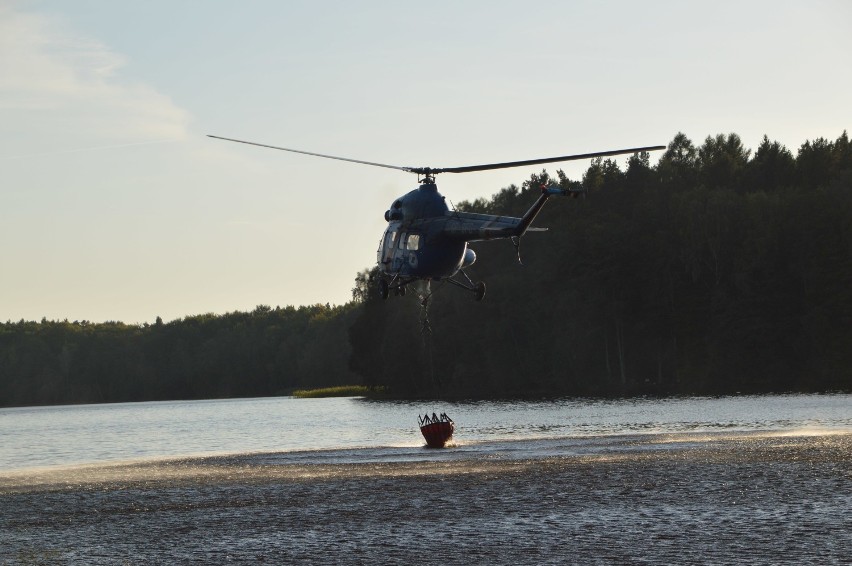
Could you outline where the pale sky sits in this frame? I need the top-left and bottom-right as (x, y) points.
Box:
(2, 0), (850, 324)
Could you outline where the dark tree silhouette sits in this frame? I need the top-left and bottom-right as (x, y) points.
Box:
(2, 131), (851, 406)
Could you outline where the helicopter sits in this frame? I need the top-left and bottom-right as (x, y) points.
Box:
(208, 135), (665, 302)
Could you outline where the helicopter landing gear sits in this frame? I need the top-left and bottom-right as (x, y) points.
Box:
(474, 281), (486, 302)
(447, 270), (487, 301)
(378, 275), (413, 300)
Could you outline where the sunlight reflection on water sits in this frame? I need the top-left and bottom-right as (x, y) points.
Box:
(2, 432), (850, 564)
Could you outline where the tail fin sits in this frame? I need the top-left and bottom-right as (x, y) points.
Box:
(516, 184), (577, 236)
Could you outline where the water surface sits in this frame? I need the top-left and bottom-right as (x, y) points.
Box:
(2, 393), (849, 471)
(2, 394), (851, 564)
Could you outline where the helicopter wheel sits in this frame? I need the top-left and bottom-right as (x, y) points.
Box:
(399, 285), (407, 297)
(378, 279), (389, 300)
(474, 281), (486, 302)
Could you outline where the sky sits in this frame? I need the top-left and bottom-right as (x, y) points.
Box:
(2, 0), (850, 324)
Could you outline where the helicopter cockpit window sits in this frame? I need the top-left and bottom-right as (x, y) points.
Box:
(406, 234), (420, 251)
(398, 232), (407, 249)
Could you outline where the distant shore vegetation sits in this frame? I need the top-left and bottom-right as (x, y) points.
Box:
(2, 131), (851, 407)
(292, 385), (377, 398)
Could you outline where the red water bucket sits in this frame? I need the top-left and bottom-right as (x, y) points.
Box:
(419, 414), (454, 448)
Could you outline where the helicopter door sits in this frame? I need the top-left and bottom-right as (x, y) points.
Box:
(392, 231), (407, 271)
(380, 230), (397, 265)
(404, 233), (420, 269)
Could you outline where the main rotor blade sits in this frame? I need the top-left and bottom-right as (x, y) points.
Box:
(209, 135), (666, 176)
(207, 135), (413, 172)
(429, 145), (667, 174)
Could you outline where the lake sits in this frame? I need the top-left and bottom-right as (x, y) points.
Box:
(2, 393), (851, 564)
(2, 393), (850, 471)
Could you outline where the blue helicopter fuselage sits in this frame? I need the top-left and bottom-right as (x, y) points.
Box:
(377, 182), (474, 281)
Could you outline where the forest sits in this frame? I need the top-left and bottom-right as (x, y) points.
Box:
(2, 131), (851, 406)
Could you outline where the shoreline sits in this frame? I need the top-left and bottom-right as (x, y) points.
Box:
(3, 388), (850, 410)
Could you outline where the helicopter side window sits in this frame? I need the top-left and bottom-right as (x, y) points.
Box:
(406, 234), (420, 251)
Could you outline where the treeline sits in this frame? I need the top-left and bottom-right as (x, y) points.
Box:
(0, 304), (360, 406)
(1, 131), (851, 406)
(349, 131), (852, 397)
